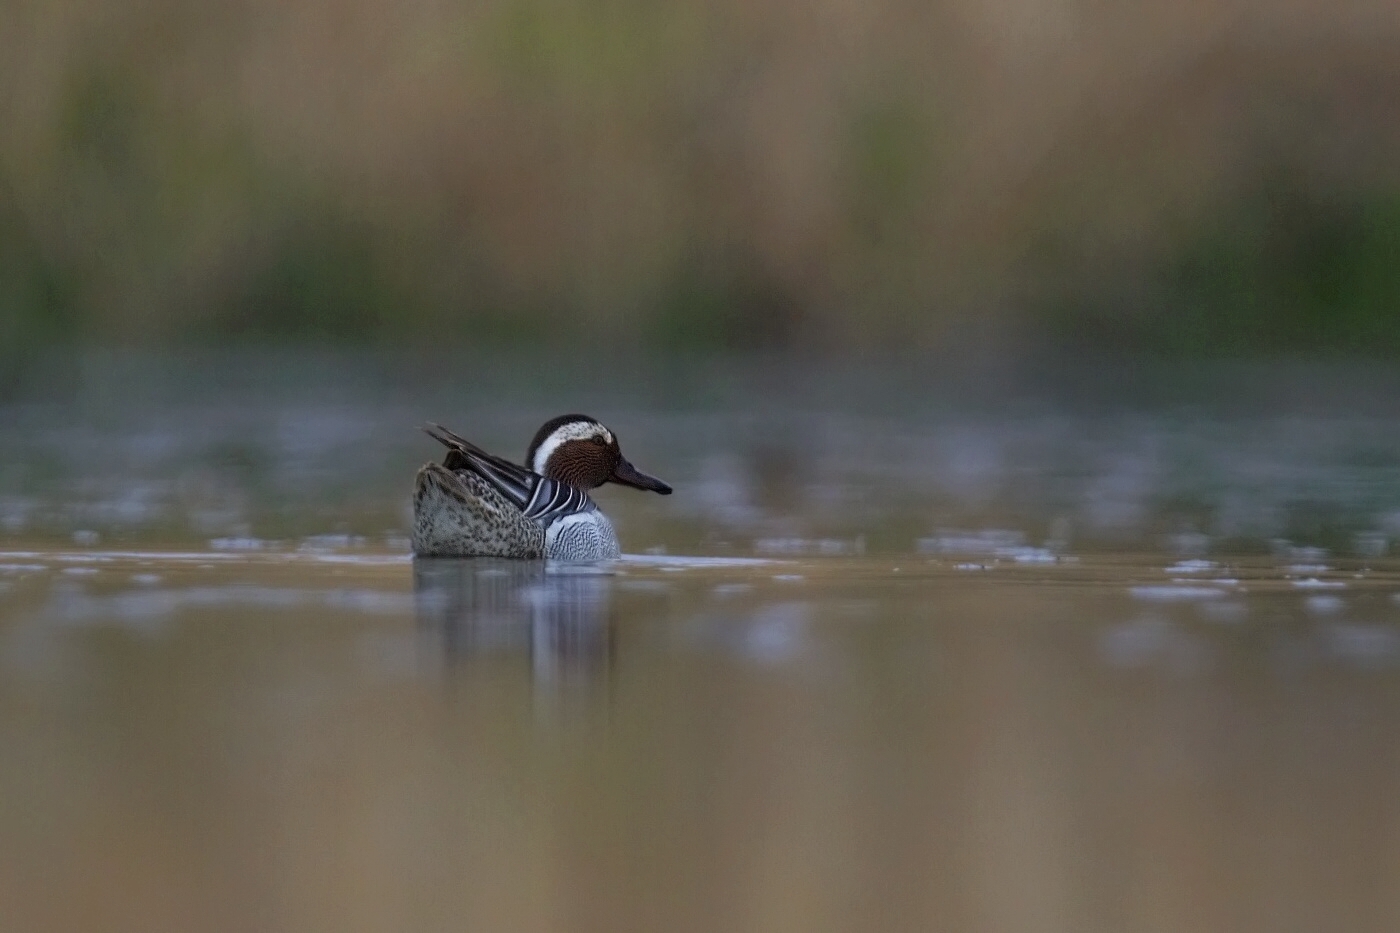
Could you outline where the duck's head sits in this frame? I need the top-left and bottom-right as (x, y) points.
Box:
(527, 414), (673, 494)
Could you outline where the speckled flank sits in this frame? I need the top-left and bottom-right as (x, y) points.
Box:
(412, 463), (545, 558)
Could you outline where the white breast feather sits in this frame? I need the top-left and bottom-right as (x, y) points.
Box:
(544, 511), (620, 560)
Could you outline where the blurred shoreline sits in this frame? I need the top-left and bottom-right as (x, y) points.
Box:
(4, 0), (1400, 356)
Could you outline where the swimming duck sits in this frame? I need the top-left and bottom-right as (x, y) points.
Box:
(412, 414), (672, 560)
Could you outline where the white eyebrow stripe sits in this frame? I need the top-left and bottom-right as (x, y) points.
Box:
(530, 421), (611, 474)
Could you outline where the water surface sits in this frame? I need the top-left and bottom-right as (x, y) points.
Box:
(5, 353), (1400, 931)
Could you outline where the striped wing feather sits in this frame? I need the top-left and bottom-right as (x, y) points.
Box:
(423, 423), (594, 525)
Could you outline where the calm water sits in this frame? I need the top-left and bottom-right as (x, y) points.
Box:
(5, 353), (1400, 931)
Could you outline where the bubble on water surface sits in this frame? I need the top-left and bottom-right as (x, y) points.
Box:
(1099, 616), (1212, 673)
(1292, 578), (1345, 590)
(1166, 559), (1217, 574)
(210, 536), (266, 551)
(1167, 532), (1212, 557)
(42, 584), (415, 627)
(299, 534), (366, 552)
(918, 528), (1025, 555)
(754, 537), (865, 557)
(0, 497), (34, 533)
(323, 589), (415, 614)
(617, 579), (672, 594)
(1354, 531), (1388, 558)
(1131, 585), (1230, 602)
(918, 529), (1059, 564)
(1198, 599), (1247, 623)
(1305, 595), (1345, 616)
(733, 602), (810, 665)
(1325, 624), (1400, 666)
(619, 554), (776, 569)
(1005, 547), (1058, 564)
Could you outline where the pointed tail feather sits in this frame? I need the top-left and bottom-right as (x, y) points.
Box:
(421, 422), (540, 509)
(418, 422), (597, 525)
(423, 422), (490, 457)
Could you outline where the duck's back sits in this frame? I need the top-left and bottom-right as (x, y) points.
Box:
(412, 463), (546, 558)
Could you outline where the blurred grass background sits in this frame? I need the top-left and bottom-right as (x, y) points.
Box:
(3, 0), (1400, 363)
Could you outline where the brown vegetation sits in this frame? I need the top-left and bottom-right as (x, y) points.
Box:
(3, 0), (1400, 352)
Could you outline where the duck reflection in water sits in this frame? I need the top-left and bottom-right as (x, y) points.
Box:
(412, 558), (613, 683)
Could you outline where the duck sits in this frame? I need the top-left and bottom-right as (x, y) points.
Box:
(412, 414), (672, 560)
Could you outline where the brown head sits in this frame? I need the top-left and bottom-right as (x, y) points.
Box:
(526, 414), (673, 494)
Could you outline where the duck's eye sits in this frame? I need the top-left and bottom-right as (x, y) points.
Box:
(590, 435), (608, 446)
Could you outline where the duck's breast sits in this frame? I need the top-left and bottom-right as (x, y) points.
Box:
(544, 510), (621, 561)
